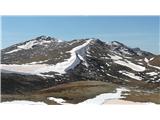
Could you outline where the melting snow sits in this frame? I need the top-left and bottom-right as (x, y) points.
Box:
(24, 60), (49, 65)
(108, 54), (122, 60)
(1, 64), (46, 75)
(148, 64), (160, 70)
(150, 57), (154, 61)
(77, 54), (89, 67)
(115, 60), (146, 72)
(2, 39), (92, 75)
(48, 97), (66, 104)
(138, 62), (143, 65)
(5, 39), (53, 54)
(18, 41), (38, 49)
(146, 72), (158, 76)
(156, 79), (160, 82)
(35, 39), (92, 74)
(107, 54), (145, 72)
(119, 71), (142, 80)
(78, 88), (130, 105)
(106, 73), (118, 79)
(5, 49), (22, 54)
(144, 58), (149, 63)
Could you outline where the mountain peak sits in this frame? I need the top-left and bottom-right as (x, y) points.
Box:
(35, 35), (57, 41)
(87, 38), (104, 45)
(111, 41), (125, 47)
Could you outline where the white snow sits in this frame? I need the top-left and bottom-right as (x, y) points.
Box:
(156, 79), (160, 82)
(1, 64), (47, 75)
(119, 71), (142, 80)
(1, 100), (47, 105)
(138, 62), (143, 65)
(5, 39), (52, 54)
(106, 73), (118, 79)
(48, 97), (66, 104)
(18, 40), (52, 50)
(100, 56), (110, 59)
(115, 60), (146, 72)
(105, 62), (110, 66)
(5, 49), (22, 54)
(78, 88), (129, 105)
(148, 64), (160, 70)
(57, 39), (63, 42)
(137, 59), (143, 62)
(24, 60), (49, 65)
(146, 72), (158, 76)
(35, 39), (92, 74)
(38, 74), (55, 78)
(18, 41), (37, 49)
(144, 58), (149, 63)
(150, 57), (154, 61)
(107, 54), (146, 72)
(77, 54), (89, 67)
(2, 40), (92, 75)
(108, 54), (122, 60)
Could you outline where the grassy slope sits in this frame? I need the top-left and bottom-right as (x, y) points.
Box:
(1, 81), (117, 104)
(122, 90), (160, 104)
(2, 80), (160, 104)
(149, 55), (160, 67)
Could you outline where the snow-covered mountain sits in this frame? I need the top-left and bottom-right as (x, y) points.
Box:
(1, 36), (160, 94)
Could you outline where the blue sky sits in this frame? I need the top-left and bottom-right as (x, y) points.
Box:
(1, 16), (159, 54)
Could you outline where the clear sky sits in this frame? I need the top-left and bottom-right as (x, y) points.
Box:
(1, 16), (159, 54)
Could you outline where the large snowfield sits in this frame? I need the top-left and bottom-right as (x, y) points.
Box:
(1, 39), (92, 76)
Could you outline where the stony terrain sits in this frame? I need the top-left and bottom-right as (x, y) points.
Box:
(1, 36), (160, 104)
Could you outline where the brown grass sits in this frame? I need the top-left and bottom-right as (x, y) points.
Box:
(123, 90), (160, 104)
(1, 80), (117, 104)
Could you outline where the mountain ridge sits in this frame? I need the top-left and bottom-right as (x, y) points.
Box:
(1, 36), (160, 95)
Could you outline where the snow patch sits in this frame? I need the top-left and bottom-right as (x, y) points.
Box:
(1, 64), (47, 75)
(78, 88), (130, 105)
(48, 97), (66, 104)
(5, 49), (21, 54)
(115, 60), (146, 72)
(5, 39), (53, 54)
(144, 58), (149, 63)
(138, 62), (143, 65)
(148, 64), (160, 70)
(18, 41), (38, 49)
(24, 60), (49, 65)
(150, 57), (154, 61)
(47, 97), (71, 105)
(106, 73), (118, 79)
(146, 72), (158, 76)
(77, 54), (89, 67)
(108, 54), (122, 60)
(119, 71), (142, 80)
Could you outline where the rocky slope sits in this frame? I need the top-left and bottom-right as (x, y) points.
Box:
(1, 36), (160, 95)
